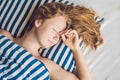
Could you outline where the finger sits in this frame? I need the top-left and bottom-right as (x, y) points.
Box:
(60, 29), (69, 34)
(65, 34), (72, 39)
(61, 34), (66, 42)
(72, 30), (78, 35)
(64, 29), (72, 35)
(69, 30), (78, 36)
(67, 30), (79, 40)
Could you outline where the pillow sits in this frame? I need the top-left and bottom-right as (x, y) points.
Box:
(40, 39), (83, 72)
(0, 0), (82, 73)
(0, 35), (50, 80)
(0, 0), (74, 37)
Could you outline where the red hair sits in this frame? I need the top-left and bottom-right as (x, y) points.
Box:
(27, 2), (103, 49)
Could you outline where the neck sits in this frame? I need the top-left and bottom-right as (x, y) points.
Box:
(14, 30), (41, 57)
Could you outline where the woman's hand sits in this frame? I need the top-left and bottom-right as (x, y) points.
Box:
(61, 29), (92, 80)
(60, 29), (79, 51)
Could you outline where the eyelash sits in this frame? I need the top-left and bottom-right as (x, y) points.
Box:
(53, 28), (63, 35)
(53, 28), (58, 33)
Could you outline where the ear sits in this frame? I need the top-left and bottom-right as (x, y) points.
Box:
(34, 19), (42, 28)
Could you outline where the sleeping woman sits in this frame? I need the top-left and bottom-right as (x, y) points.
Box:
(0, 2), (103, 80)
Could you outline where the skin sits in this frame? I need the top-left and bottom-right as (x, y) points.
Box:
(0, 15), (92, 80)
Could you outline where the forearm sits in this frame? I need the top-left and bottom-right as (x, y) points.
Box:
(37, 56), (79, 80)
(60, 29), (92, 80)
(72, 47), (92, 80)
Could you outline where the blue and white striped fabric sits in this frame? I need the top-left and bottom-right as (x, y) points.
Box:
(0, 0), (83, 78)
(40, 40), (83, 72)
(0, 35), (50, 80)
(0, 0), (74, 37)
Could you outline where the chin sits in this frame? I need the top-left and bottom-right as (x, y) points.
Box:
(41, 41), (56, 49)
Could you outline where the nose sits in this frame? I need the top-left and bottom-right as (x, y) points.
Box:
(52, 33), (60, 43)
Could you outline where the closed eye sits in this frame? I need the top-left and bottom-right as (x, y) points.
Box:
(53, 28), (58, 33)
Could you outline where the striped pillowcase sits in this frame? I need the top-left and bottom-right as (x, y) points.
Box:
(0, 35), (50, 80)
(0, 0), (74, 37)
(40, 40), (83, 72)
(0, 0), (82, 73)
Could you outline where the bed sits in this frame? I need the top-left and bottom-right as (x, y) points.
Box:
(0, 0), (120, 80)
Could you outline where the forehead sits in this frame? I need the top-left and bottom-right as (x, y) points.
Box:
(44, 16), (67, 30)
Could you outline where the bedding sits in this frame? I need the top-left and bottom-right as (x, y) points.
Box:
(1, 0), (115, 80)
(0, 35), (50, 80)
(0, 0), (80, 79)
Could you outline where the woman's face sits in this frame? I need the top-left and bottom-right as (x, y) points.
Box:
(35, 16), (67, 48)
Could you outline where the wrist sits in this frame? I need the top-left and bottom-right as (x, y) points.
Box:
(72, 46), (80, 53)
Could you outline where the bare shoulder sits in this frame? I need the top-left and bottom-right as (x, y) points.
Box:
(0, 29), (13, 40)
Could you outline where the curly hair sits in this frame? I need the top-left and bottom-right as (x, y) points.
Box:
(68, 6), (103, 49)
(27, 2), (72, 32)
(27, 2), (103, 49)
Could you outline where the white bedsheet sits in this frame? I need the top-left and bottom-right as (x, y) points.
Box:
(70, 0), (120, 80)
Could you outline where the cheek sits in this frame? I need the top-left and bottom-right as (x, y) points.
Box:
(45, 30), (55, 39)
(37, 27), (56, 43)
(38, 29), (51, 41)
